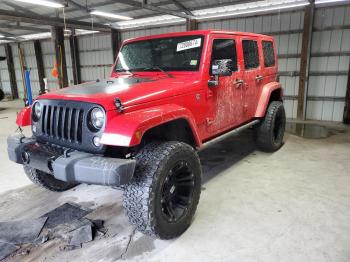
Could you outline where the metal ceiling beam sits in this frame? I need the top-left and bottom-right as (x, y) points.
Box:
(3, 1), (39, 17)
(0, 9), (111, 32)
(1, 24), (48, 33)
(169, 0), (193, 16)
(73, 0), (262, 21)
(0, 28), (16, 38)
(66, 0), (111, 24)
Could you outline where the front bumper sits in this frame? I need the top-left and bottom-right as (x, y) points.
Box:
(7, 134), (136, 186)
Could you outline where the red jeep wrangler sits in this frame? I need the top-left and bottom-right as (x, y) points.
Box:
(8, 30), (285, 239)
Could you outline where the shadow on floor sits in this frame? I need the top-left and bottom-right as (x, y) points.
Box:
(199, 129), (257, 184)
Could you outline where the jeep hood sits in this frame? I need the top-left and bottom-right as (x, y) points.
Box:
(38, 75), (202, 111)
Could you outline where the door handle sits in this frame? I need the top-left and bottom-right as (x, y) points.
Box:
(234, 79), (244, 87)
(255, 75), (263, 81)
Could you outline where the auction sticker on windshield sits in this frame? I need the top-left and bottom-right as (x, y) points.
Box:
(177, 38), (201, 52)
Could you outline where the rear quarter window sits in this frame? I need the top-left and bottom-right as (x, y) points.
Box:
(242, 40), (259, 69)
(262, 40), (275, 67)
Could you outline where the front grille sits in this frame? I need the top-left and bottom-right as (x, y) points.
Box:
(41, 105), (84, 143)
(33, 99), (106, 154)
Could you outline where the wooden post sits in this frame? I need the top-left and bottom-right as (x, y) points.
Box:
(4, 43), (18, 99)
(297, 1), (315, 120)
(69, 30), (81, 85)
(343, 58), (350, 124)
(186, 19), (198, 31)
(111, 28), (121, 62)
(51, 26), (68, 88)
(34, 40), (46, 94)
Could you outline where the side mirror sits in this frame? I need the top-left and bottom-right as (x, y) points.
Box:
(208, 59), (233, 87)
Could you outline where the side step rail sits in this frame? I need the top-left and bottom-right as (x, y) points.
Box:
(200, 120), (260, 150)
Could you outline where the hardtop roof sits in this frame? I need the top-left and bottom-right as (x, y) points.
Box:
(123, 30), (274, 44)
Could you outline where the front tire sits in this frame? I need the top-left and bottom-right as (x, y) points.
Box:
(255, 101), (286, 152)
(123, 141), (202, 239)
(24, 166), (77, 192)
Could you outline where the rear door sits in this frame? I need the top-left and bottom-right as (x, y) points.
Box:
(240, 37), (263, 121)
(206, 35), (244, 134)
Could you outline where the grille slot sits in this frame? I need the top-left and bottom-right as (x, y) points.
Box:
(41, 105), (84, 144)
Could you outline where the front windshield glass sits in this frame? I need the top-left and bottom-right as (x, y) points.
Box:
(115, 35), (204, 72)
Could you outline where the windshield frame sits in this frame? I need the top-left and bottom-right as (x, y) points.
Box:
(114, 34), (206, 73)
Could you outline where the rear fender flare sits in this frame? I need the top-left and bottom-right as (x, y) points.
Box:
(255, 82), (283, 118)
(100, 104), (201, 147)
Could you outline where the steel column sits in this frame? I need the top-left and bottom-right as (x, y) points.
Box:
(111, 28), (122, 62)
(297, 1), (315, 120)
(34, 40), (46, 94)
(51, 26), (68, 89)
(186, 19), (198, 31)
(343, 58), (350, 124)
(69, 30), (81, 85)
(4, 44), (18, 99)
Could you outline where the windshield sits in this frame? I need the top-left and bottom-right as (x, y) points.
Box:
(115, 35), (204, 72)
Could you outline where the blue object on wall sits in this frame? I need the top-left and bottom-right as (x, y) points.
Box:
(25, 69), (33, 105)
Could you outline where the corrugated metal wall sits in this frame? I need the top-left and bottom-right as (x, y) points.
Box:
(0, 46), (11, 95)
(0, 6), (349, 122)
(78, 33), (113, 82)
(121, 24), (187, 41)
(41, 39), (73, 94)
(306, 6), (350, 121)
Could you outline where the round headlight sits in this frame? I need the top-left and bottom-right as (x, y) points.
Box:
(90, 108), (105, 130)
(32, 102), (41, 121)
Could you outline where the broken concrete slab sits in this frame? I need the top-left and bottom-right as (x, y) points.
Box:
(41, 203), (91, 229)
(0, 242), (19, 260)
(69, 224), (93, 247)
(0, 217), (47, 245)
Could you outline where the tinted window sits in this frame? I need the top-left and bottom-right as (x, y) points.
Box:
(211, 39), (238, 74)
(262, 41), (275, 67)
(242, 40), (259, 69)
(116, 36), (204, 72)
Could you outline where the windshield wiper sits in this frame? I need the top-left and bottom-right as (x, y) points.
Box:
(115, 68), (134, 76)
(142, 66), (174, 78)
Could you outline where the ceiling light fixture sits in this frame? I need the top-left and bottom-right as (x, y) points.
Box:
(315, 0), (350, 5)
(90, 10), (133, 21)
(14, 0), (64, 8)
(196, 1), (310, 20)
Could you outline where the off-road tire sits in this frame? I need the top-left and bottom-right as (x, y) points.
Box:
(255, 101), (286, 152)
(23, 165), (77, 192)
(123, 141), (202, 239)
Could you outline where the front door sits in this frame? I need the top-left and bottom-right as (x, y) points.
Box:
(206, 36), (244, 134)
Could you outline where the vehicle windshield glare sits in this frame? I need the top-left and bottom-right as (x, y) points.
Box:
(115, 35), (204, 72)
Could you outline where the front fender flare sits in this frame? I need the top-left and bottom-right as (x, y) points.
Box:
(100, 104), (201, 147)
(255, 82), (283, 118)
(16, 106), (31, 127)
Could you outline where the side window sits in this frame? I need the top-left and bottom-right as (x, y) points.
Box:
(242, 40), (259, 69)
(262, 40), (275, 67)
(210, 39), (238, 74)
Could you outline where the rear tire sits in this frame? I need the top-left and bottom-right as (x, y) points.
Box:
(255, 101), (286, 152)
(24, 166), (77, 192)
(123, 141), (202, 239)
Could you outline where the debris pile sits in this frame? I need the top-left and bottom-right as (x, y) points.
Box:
(0, 203), (106, 261)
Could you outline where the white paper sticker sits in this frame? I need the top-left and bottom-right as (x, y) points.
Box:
(190, 60), (198, 66)
(177, 38), (201, 52)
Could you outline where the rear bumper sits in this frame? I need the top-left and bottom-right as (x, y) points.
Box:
(7, 134), (136, 186)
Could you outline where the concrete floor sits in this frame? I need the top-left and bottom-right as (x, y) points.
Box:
(1, 100), (350, 262)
